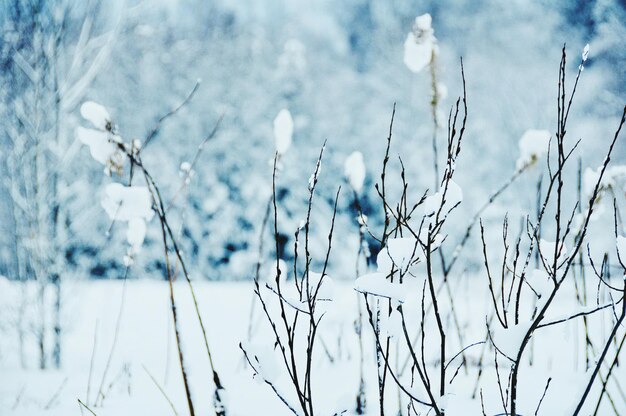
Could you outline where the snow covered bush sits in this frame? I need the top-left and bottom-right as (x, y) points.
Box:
(76, 98), (228, 416)
(243, 46), (626, 416)
(3, 2), (626, 416)
(241, 145), (343, 416)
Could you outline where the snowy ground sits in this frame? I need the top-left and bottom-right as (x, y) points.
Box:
(0, 277), (624, 415)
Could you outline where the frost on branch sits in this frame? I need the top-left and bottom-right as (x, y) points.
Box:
(273, 109), (293, 155)
(80, 100), (112, 131)
(308, 151), (323, 191)
(516, 129), (551, 169)
(403, 13), (438, 73)
(344, 150), (366, 193)
(582, 43), (590, 62)
(579, 44), (591, 71)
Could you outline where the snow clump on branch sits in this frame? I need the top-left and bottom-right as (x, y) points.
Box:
(273, 109), (293, 156)
(516, 129), (551, 170)
(403, 13), (438, 73)
(344, 151), (366, 193)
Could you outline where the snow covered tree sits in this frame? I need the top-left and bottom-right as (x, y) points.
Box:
(0, 0), (116, 369)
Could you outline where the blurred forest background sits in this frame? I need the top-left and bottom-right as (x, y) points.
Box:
(1, 0), (625, 288)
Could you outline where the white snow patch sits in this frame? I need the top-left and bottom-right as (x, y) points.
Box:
(490, 322), (532, 360)
(307, 271), (334, 302)
(377, 237), (421, 274)
(126, 218), (147, 253)
(180, 161), (192, 173)
(526, 269), (554, 310)
(80, 101), (111, 130)
(354, 272), (407, 303)
(382, 307), (404, 339)
(240, 341), (281, 384)
(344, 151), (366, 193)
(526, 268), (553, 299)
(516, 129), (551, 169)
(76, 126), (119, 165)
(273, 109), (293, 155)
(266, 259), (288, 282)
(583, 165), (626, 200)
(437, 82), (448, 100)
(583, 167), (600, 199)
(403, 13), (437, 73)
(539, 239), (568, 268)
(101, 183), (154, 222)
(423, 180), (463, 216)
(308, 160), (322, 190)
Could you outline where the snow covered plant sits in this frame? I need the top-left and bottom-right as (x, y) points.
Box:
(77, 102), (151, 264)
(247, 108), (296, 342)
(403, 14), (437, 74)
(76, 101), (125, 176)
(274, 108), (294, 157)
(404, 13), (446, 188)
(344, 150), (369, 414)
(353, 64), (468, 416)
(77, 96), (228, 416)
(241, 146), (343, 416)
(348, 46), (626, 416)
(479, 46), (626, 416)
